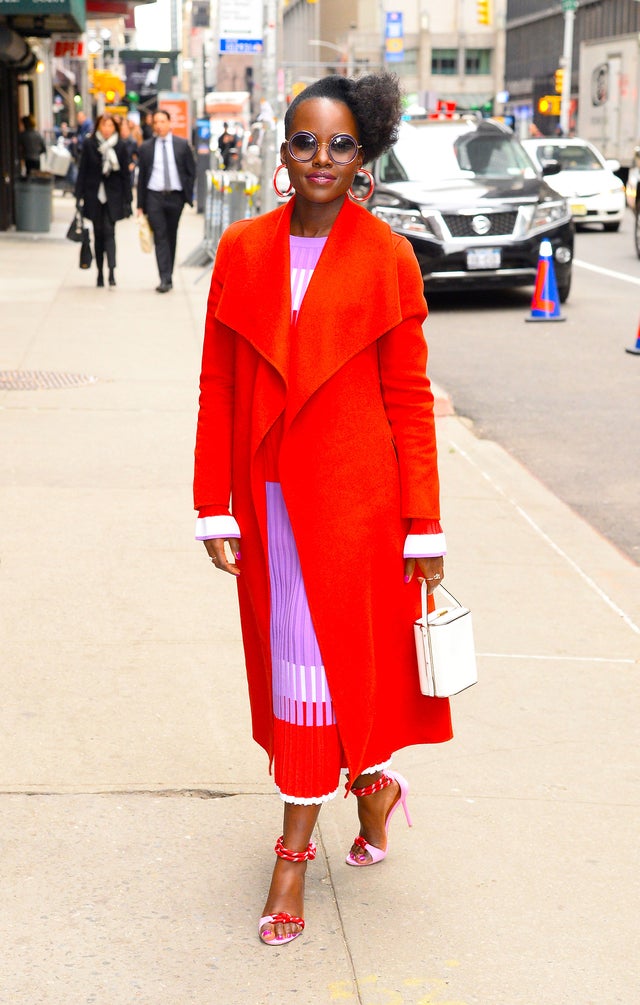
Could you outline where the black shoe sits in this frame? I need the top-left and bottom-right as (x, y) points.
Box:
(108, 270), (116, 287)
(155, 281), (172, 293)
(97, 272), (104, 288)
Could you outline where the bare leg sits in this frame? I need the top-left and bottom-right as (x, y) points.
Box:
(260, 802), (321, 943)
(347, 771), (401, 864)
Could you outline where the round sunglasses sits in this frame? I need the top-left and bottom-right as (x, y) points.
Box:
(287, 131), (362, 166)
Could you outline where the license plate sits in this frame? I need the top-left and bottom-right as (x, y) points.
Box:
(570, 202), (587, 216)
(467, 248), (501, 270)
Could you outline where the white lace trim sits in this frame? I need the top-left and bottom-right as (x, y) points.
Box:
(341, 757), (392, 777)
(277, 784), (341, 805)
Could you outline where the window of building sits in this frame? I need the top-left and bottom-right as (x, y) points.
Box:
(465, 49), (492, 75)
(431, 49), (458, 75)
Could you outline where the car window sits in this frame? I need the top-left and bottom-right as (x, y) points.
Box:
(455, 134), (533, 176)
(532, 144), (602, 171)
(391, 123), (537, 181)
(378, 150), (408, 183)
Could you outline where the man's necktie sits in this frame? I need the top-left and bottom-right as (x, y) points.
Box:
(162, 139), (170, 191)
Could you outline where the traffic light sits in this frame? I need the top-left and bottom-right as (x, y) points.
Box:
(477, 0), (491, 24)
(89, 69), (126, 101)
(538, 95), (561, 116)
(554, 68), (565, 94)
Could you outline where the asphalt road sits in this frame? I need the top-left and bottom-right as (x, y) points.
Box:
(424, 210), (640, 564)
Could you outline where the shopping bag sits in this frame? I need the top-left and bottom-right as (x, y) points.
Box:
(79, 231), (93, 269)
(137, 213), (153, 254)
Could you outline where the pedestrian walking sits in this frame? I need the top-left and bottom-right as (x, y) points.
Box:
(141, 111), (154, 141)
(193, 72), (452, 947)
(75, 113), (132, 288)
(136, 110), (196, 293)
(74, 111), (92, 155)
(18, 115), (46, 174)
(217, 121), (238, 169)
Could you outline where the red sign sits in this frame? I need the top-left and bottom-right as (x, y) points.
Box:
(158, 92), (190, 141)
(53, 39), (85, 57)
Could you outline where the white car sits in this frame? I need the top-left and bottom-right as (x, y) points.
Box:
(521, 137), (626, 231)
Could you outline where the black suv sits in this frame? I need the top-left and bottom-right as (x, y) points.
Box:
(363, 117), (574, 302)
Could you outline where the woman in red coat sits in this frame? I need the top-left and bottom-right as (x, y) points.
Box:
(194, 73), (453, 945)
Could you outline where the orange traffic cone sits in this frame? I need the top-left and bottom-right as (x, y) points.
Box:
(625, 318), (640, 355)
(525, 239), (565, 322)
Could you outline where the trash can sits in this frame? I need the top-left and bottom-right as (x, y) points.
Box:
(14, 173), (54, 233)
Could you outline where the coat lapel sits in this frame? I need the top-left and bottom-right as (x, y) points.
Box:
(215, 196), (406, 438)
(286, 199), (403, 423)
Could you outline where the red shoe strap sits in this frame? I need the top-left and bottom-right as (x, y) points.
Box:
(349, 773), (393, 798)
(267, 912), (305, 929)
(274, 835), (317, 862)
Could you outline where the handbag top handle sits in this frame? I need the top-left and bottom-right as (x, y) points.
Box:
(420, 579), (462, 624)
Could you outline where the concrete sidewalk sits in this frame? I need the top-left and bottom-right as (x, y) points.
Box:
(1, 195), (638, 1005)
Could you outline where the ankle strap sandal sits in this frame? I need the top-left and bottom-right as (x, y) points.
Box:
(274, 835), (317, 862)
(258, 837), (317, 946)
(346, 769), (412, 867)
(349, 772), (394, 798)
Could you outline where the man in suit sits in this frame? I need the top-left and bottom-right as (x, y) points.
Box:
(137, 109), (196, 292)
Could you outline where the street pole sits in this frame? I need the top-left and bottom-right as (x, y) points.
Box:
(560, 0), (577, 136)
(260, 0), (279, 213)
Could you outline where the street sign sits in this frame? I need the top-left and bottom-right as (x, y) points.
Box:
(385, 11), (404, 63)
(219, 0), (262, 55)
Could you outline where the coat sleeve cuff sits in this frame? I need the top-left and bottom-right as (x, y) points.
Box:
(403, 532), (447, 558)
(195, 515), (241, 540)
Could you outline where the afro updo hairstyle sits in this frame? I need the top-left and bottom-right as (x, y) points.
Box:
(283, 73), (403, 163)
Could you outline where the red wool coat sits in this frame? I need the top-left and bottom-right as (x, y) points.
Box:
(194, 196), (452, 786)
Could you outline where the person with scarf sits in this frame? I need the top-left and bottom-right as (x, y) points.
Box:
(75, 114), (132, 287)
(194, 73), (453, 946)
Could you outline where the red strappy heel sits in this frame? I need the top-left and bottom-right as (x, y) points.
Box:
(346, 769), (412, 866)
(258, 836), (317, 945)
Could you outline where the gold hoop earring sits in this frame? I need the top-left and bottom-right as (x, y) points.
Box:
(272, 164), (293, 198)
(348, 169), (375, 203)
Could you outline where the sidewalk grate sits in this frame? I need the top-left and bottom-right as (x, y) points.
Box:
(0, 370), (98, 391)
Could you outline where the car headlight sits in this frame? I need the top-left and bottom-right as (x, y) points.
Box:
(371, 206), (432, 235)
(526, 197), (571, 234)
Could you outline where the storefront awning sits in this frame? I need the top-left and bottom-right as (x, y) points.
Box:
(0, 0), (85, 34)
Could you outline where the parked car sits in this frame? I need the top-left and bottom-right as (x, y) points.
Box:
(521, 137), (626, 232)
(361, 117), (574, 301)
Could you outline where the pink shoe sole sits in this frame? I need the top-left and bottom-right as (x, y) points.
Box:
(346, 770), (412, 867)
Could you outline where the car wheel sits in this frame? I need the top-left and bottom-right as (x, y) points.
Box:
(635, 209), (640, 258)
(603, 222), (620, 232)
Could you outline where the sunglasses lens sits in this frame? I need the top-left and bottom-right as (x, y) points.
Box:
(330, 135), (358, 164)
(289, 133), (317, 161)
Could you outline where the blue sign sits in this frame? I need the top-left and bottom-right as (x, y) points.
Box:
(219, 39), (263, 54)
(385, 12), (404, 63)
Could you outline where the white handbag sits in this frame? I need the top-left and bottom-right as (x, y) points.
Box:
(414, 581), (478, 698)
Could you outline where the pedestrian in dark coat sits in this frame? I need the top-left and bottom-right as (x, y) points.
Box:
(75, 113), (132, 287)
(18, 115), (46, 174)
(136, 109), (196, 292)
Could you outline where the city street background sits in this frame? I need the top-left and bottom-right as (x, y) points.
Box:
(0, 197), (638, 1004)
